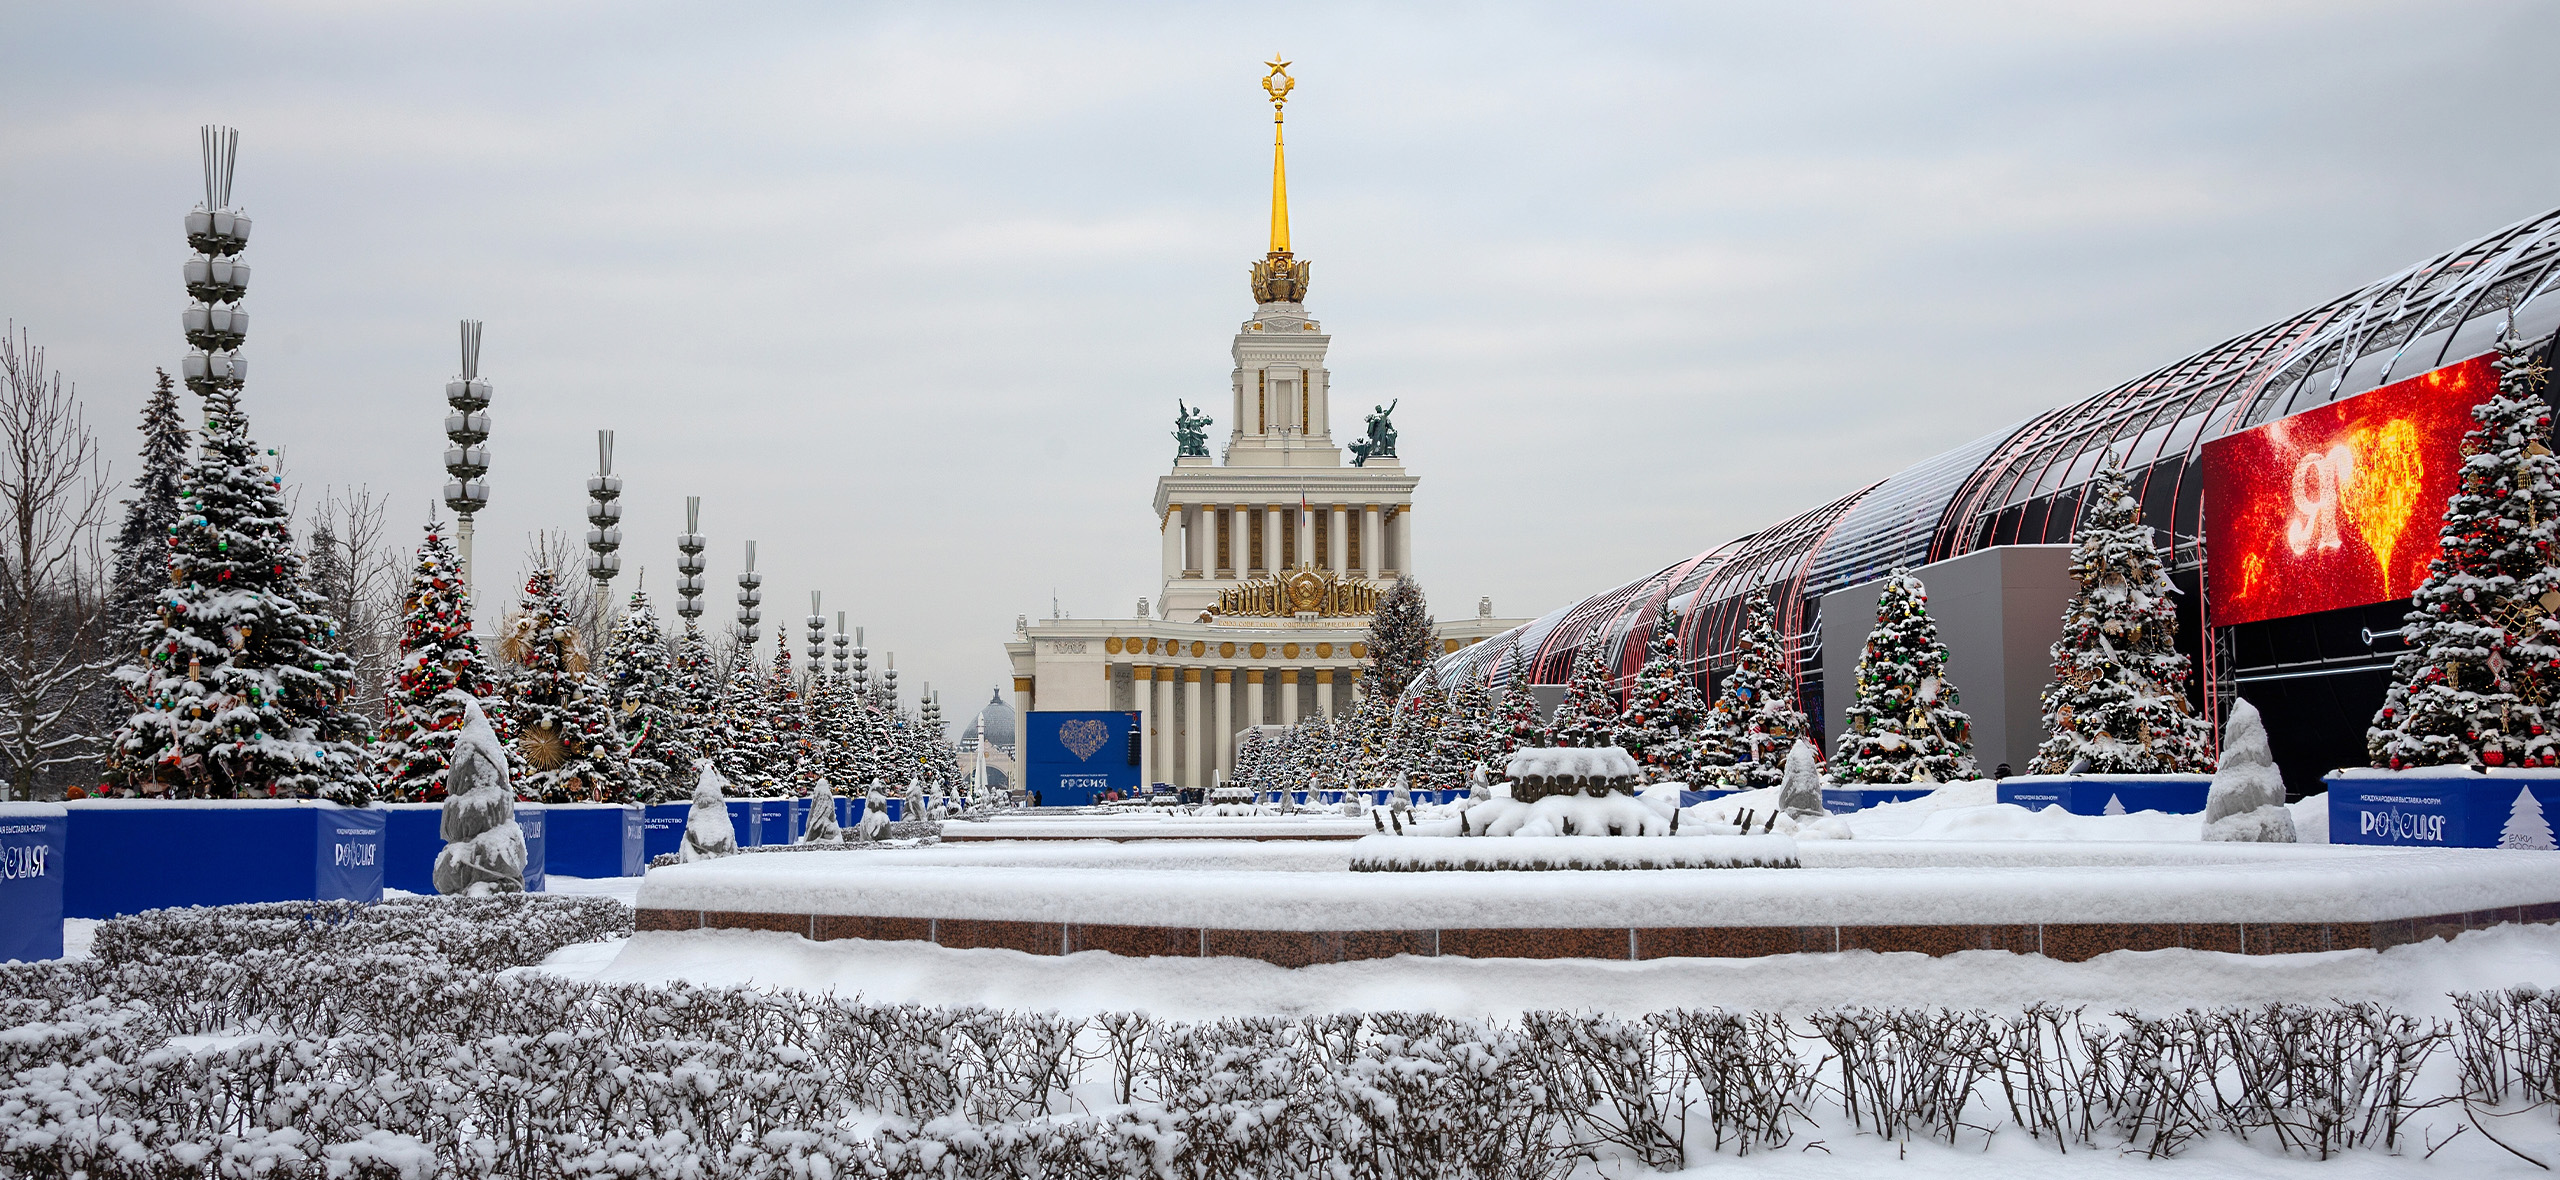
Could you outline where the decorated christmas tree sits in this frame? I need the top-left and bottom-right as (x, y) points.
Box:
(1441, 669), (1499, 784)
(105, 385), (371, 803)
(762, 634), (809, 795)
(107, 369), (188, 654)
(708, 643), (779, 795)
(604, 590), (689, 802)
(1616, 607), (1710, 781)
(1396, 671), (1453, 788)
(500, 568), (629, 802)
(373, 522), (504, 801)
(1546, 642), (1621, 749)
(1364, 574), (1440, 698)
(1236, 730), (1270, 789)
(1835, 569), (1976, 783)
(1494, 649), (1542, 759)
(2369, 329), (2560, 770)
(2031, 461), (2213, 774)
(1713, 593), (1807, 786)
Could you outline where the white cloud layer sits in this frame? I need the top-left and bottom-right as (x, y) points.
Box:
(5, 1), (2557, 719)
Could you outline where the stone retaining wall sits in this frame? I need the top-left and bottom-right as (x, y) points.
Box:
(634, 901), (2560, 967)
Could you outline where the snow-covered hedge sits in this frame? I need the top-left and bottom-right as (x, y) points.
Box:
(0, 896), (2548, 1176)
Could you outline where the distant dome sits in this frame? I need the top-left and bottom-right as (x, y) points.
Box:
(968, 689), (1016, 749)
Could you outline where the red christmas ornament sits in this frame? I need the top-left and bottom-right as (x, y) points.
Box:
(2487, 748), (2508, 767)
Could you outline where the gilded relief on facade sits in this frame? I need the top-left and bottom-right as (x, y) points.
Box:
(1210, 567), (1380, 618)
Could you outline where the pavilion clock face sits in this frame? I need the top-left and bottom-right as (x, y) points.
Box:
(2203, 353), (2496, 627)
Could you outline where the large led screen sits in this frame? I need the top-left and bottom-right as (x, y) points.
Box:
(2202, 353), (2497, 627)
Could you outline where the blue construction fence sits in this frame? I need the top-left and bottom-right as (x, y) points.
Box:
(1, 803), (66, 962)
(2328, 767), (2560, 849)
(638, 795), (948, 862)
(60, 800), (387, 922)
(1998, 774), (2211, 816)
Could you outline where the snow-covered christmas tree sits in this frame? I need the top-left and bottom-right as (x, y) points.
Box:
(1711, 593), (1806, 786)
(1835, 569), (1976, 783)
(2370, 329), (2560, 770)
(105, 383), (371, 803)
(107, 368), (188, 655)
(373, 522), (503, 801)
(1494, 649), (1542, 760)
(1365, 575), (1440, 698)
(501, 568), (629, 802)
(1397, 671), (1453, 788)
(1546, 642), (1620, 749)
(2499, 786), (2555, 851)
(2031, 461), (2213, 774)
(1616, 607), (1709, 781)
(708, 643), (778, 795)
(1442, 669), (1500, 784)
(604, 589), (688, 803)
(761, 633), (808, 795)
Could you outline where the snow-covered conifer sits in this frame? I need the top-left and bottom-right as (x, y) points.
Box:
(1494, 650), (1542, 759)
(1364, 574), (1439, 699)
(2032, 462), (2213, 774)
(1712, 594), (1806, 786)
(761, 633), (808, 795)
(1546, 642), (1619, 749)
(1617, 608), (1709, 782)
(432, 699), (525, 894)
(603, 590), (687, 802)
(680, 760), (737, 861)
(373, 522), (502, 800)
(708, 644), (777, 795)
(107, 368), (187, 655)
(501, 569), (628, 802)
(1835, 569), (1975, 783)
(106, 383), (370, 802)
(1442, 670), (1498, 785)
(2202, 698), (2293, 842)
(2370, 329), (2560, 770)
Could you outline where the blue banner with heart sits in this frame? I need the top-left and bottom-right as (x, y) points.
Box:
(1025, 711), (1140, 805)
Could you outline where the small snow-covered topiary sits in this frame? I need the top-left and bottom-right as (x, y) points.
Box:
(2204, 699), (2294, 843)
(432, 699), (526, 895)
(857, 782), (891, 841)
(1777, 739), (1826, 818)
(681, 760), (738, 861)
(802, 776), (842, 843)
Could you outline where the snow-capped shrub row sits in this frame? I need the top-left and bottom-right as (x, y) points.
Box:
(1, 897), (2552, 1177)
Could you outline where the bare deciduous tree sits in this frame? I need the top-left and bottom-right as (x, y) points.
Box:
(0, 326), (117, 799)
(307, 486), (400, 725)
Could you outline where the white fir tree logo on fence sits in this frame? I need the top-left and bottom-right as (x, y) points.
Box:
(2369, 328), (2560, 771)
(2500, 786), (2555, 851)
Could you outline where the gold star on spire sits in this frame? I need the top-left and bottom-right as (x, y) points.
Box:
(1249, 56), (1311, 304)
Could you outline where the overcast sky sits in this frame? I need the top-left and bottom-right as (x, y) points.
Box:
(9, 1), (2560, 725)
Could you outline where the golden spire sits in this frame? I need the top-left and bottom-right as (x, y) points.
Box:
(1264, 54), (1293, 255)
(1249, 55), (1311, 305)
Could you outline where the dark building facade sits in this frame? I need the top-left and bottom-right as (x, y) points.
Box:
(1435, 206), (2560, 794)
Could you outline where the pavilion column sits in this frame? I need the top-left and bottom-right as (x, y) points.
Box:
(1012, 676), (1034, 794)
(1329, 505), (1346, 575)
(1318, 669), (1335, 719)
(1245, 669), (1265, 736)
(1392, 506), (1412, 576)
(1362, 505), (1382, 578)
(1182, 668), (1203, 786)
(1280, 670), (1300, 725)
(1264, 505), (1283, 573)
(1212, 668), (1235, 784)
(1133, 665), (1155, 787)
(1161, 507), (1182, 583)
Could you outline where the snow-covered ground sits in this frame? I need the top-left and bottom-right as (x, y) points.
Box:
(1686, 779), (2332, 844)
